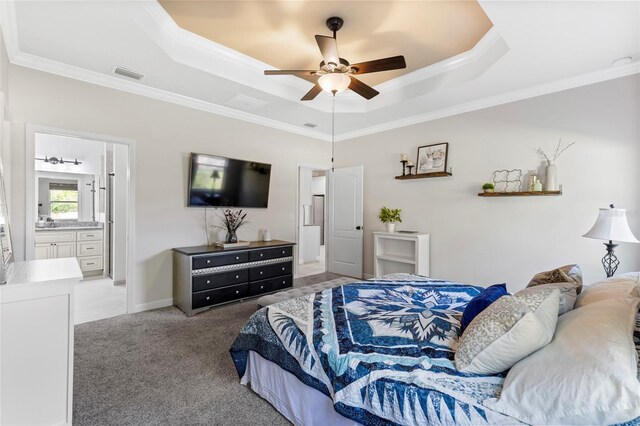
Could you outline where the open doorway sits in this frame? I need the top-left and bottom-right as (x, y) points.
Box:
(26, 126), (134, 324)
(297, 166), (328, 278)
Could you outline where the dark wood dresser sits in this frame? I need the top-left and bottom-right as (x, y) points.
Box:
(172, 240), (295, 316)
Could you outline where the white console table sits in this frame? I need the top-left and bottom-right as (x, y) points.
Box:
(373, 232), (429, 277)
(0, 258), (82, 425)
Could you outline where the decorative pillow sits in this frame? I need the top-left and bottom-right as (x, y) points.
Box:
(516, 282), (577, 315)
(459, 283), (508, 333)
(575, 273), (640, 308)
(485, 296), (640, 425)
(455, 288), (560, 375)
(528, 264), (583, 294)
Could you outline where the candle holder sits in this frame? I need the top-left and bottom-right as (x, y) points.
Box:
(400, 160), (408, 176)
(407, 165), (414, 175)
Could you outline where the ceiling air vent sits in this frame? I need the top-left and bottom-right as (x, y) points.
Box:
(114, 67), (144, 81)
(303, 123), (318, 128)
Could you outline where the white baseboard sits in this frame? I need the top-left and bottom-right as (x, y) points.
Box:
(363, 273), (375, 280)
(131, 298), (173, 313)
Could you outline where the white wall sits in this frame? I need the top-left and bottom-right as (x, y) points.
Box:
(336, 75), (640, 291)
(7, 65), (330, 311)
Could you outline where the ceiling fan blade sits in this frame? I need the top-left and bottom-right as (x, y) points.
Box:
(264, 70), (317, 76)
(301, 84), (323, 101)
(348, 76), (379, 100)
(350, 56), (406, 74)
(315, 35), (340, 66)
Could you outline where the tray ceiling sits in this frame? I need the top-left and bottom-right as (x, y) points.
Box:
(1, 1), (638, 142)
(159, 0), (493, 86)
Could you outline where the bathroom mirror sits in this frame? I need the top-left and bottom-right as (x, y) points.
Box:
(37, 172), (98, 223)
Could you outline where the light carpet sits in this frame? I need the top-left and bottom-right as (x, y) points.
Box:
(73, 273), (357, 425)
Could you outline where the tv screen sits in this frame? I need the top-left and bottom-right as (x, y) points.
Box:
(187, 153), (271, 208)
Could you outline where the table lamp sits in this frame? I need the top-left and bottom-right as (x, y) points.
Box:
(583, 204), (639, 277)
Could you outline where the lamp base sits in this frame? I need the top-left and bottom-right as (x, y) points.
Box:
(602, 241), (619, 278)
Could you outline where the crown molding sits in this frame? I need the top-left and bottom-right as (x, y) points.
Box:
(11, 52), (331, 142)
(336, 61), (640, 142)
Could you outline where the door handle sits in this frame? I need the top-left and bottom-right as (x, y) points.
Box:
(356, 226), (362, 230)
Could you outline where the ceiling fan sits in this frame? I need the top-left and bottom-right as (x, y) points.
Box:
(264, 17), (406, 101)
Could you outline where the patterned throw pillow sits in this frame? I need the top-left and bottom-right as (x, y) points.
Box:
(528, 264), (583, 294)
(455, 288), (560, 375)
(516, 283), (577, 315)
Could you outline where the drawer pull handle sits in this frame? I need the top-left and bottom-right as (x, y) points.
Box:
(282, 267), (285, 271)
(235, 290), (240, 295)
(235, 256), (240, 260)
(282, 280), (286, 284)
(87, 247), (94, 250)
(206, 280), (210, 284)
(235, 275), (239, 279)
(282, 250), (285, 254)
(260, 253), (264, 257)
(87, 262), (94, 266)
(260, 285), (264, 290)
(86, 234), (94, 237)
(259, 271), (263, 275)
(206, 260), (211, 264)
(206, 296), (210, 301)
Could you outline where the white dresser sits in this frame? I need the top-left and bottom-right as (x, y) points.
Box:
(0, 258), (82, 425)
(373, 231), (430, 277)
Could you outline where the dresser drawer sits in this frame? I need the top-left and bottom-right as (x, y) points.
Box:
(192, 269), (248, 293)
(77, 241), (103, 256)
(192, 251), (249, 269)
(77, 230), (103, 241)
(249, 261), (292, 281)
(249, 246), (293, 261)
(79, 256), (103, 271)
(35, 231), (76, 244)
(192, 284), (249, 309)
(250, 275), (293, 296)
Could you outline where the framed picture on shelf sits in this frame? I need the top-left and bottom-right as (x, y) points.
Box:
(417, 142), (449, 174)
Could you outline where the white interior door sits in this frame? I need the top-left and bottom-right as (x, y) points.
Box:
(327, 166), (363, 278)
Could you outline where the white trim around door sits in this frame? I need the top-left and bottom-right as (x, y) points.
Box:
(25, 123), (137, 314)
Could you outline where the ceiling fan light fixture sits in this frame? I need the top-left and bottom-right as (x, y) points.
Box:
(318, 73), (350, 94)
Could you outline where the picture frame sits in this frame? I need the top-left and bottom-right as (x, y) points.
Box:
(416, 142), (449, 174)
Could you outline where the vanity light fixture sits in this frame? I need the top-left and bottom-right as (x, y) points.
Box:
(35, 156), (82, 166)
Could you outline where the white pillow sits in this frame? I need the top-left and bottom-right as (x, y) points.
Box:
(516, 282), (577, 315)
(455, 288), (559, 375)
(575, 273), (640, 308)
(485, 296), (640, 425)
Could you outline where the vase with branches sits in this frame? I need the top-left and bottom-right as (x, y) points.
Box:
(213, 209), (249, 244)
(536, 139), (575, 191)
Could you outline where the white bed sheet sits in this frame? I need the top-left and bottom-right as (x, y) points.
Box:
(241, 350), (359, 426)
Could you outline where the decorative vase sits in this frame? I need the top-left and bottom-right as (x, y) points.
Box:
(386, 223), (396, 233)
(545, 163), (559, 191)
(226, 230), (238, 244)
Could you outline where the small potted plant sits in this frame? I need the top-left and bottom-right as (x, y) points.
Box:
(482, 183), (495, 194)
(379, 207), (402, 233)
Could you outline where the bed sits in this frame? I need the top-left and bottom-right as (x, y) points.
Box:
(230, 274), (640, 425)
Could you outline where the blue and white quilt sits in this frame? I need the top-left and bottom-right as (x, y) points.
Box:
(231, 278), (521, 425)
(230, 276), (640, 425)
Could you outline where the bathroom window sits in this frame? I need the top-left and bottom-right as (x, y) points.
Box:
(49, 183), (78, 220)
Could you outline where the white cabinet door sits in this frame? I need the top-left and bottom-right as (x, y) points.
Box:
(54, 242), (76, 259)
(35, 243), (52, 260)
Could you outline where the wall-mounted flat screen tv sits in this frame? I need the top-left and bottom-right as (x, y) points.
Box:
(188, 153), (271, 208)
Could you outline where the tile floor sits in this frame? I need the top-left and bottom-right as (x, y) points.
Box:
(296, 245), (326, 278)
(75, 277), (126, 325)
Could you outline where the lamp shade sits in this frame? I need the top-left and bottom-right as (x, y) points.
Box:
(583, 206), (640, 243)
(318, 73), (350, 94)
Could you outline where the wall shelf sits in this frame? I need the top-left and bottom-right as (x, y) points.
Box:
(395, 172), (452, 180)
(477, 190), (562, 197)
